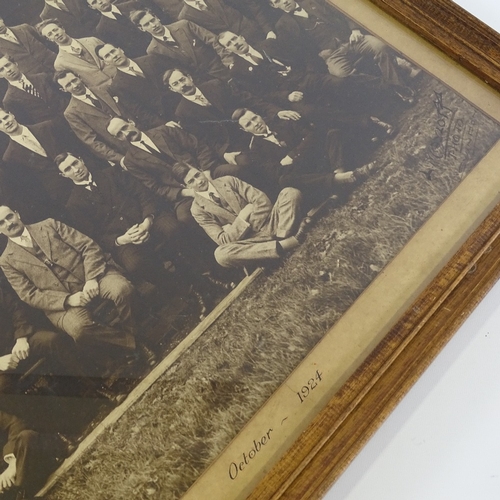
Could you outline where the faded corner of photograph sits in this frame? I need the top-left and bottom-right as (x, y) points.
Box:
(0, 0), (498, 499)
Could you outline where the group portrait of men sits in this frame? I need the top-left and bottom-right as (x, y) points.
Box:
(0, 0), (422, 496)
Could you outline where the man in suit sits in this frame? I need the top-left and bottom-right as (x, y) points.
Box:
(0, 55), (69, 125)
(39, 0), (101, 39)
(172, 163), (305, 268)
(57, 152), (187, 291)
(95, 42), (179, 121)
(106, 117), (248, 227)
(0, 411), (70, 498)
(163, 67), (300, 163)
(0, 18), (56, 76)
(178, 0), (271, 44)
(0, 206), (138, 365)
(36, 18), (116, 88)
(0, 111), (88, 220)
(87, 0), (156, 58)
(232, 107), (376, 200)
(55, 69), (132, 164)
(130, 9), (233, 81)
(0, 280), (86, 417)
(269, 0), (414, 102)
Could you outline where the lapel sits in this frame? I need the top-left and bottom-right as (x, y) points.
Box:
(170, 24), (196, 61)
(4, 240), (47, 270)
(214, 179), (245, 215)
(199, 82), (226, 114)
(93, 87), (121, 115)
(148, 129), (175, 160)
(28, 223), (54, 261)
(195, 192), (236, 221)
(30, 123), (58, 158)
(78, 38), (104, 68)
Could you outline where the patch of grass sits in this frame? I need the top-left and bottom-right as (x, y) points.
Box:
(46, 77), (500, 500)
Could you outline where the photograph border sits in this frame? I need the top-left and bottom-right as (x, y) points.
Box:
(246, 1), (500, 498)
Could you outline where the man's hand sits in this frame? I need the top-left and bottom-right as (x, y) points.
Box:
(12, 338), (29, 361)
(238, 203), (255, 222)
(138, 216), (153, 233)
(66, 292), (89, 308)
(165, 121), (182, 129)
(349, 30), (364, 43)
(287, 91), (303, 102)
(223, 151), (241, 165)
(127, 224), (150, 245)
(0, 355), (19, 372)
(180, 188), (195, 198)
(0, 459), (16, 492)
(277, 110), (301, 121)
(83, 279), (100, 301)
(280, 155), (294, 166)
(266, 31), (277, 39)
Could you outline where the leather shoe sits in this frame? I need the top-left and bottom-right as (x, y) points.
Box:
(202, 272), (236, 291)
(56, 433), (77, 458)
(137, 342), (158, 368)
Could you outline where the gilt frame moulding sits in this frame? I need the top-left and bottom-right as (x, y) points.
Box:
(245, 1), (500, 499)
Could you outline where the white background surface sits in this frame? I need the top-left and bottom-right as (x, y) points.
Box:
(323, 2), (500, 499)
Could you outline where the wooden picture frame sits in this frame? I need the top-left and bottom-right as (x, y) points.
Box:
(247, 1), (500, 498)
(2, 1), (500, 499)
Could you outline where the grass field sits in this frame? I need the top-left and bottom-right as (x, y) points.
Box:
(44, 75), (500, 500)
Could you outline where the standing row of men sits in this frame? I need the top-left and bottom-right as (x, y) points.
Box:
(0, 2), (422, 495)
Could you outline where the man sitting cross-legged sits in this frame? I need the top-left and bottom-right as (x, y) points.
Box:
(172, 162), (306, 269)
(0, 206), (142, 373)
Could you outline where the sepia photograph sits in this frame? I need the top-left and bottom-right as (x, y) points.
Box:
(0, 0), (499, 499)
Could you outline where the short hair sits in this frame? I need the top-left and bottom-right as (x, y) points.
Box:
(162, 67), (190, 87)
(217, 31), (234, 44)
(231, 108), (250, 122)
(35, 18), (64, 37)
(129, 8), (156, 26)
(172, 162), (195, 184)
(54, 152), (80, 168)
(106, 116), (128, 135)
(53, 69), (79, 85)
(94, 43), (106, 59)
(0, 53), (14, 63)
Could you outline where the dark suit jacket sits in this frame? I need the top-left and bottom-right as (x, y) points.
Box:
(64, 88), (130, 163)
(2, 73), (70, 125)
(191, 175), (272, 245)
(0, 411), (29, 458)
(0, 218), (109, 314)
(0, 25), (56, 76)
(178, 0), (264, 43)
(40, 0), (100, 39)
(146, 20), (233, 81)
(107, 55), (179, 120)
(65, 166), (159, 251)
(174, 78), (280, 157)
(123, 124), (220, 205)
(1, 119), (83, 207)
(0, 285), (37, 356)
(151, 0), (184, 19)
(94, 1), (153, 59)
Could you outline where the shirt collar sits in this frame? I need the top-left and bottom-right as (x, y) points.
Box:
(0, 29), (18, 41)
(9, 75), (30, 90)
(10, 227), (33, 247)
(238, 46), (263, 64)
(183, 87), (209, 104)
(101, 5), (122, 19)
(73, 89), (97, 103)
(153, 27), (173, 41)
(73, 172), (94, 187)
(59, 40), (82, 55)
(197, 182), (219, 200)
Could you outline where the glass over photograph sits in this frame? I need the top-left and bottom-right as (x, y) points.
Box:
(0, 0), (499, 499)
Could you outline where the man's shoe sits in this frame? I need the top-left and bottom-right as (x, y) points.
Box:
(94, 385), (127, 405)
(202, 272), (236, 291)
(353, 161), (377, 182)
(56, 433), (77, 458)
(396, 57), (422, 79)
(394, 85), (416, 105)
(137, 342), (158, 368)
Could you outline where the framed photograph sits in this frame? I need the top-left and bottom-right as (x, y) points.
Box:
(0, 0), (500, 499)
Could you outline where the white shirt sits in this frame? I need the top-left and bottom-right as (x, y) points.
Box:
(73, 172), (97, 191)
(153, 27), (177, 44)
(197, 182), (222, 201)
(183, 88), (211, 106)
(0, 29), (20, 44)
(10, 127), (48, 157)
(9, 75), (34, 91)
(45, 0), (69, 11)
(293, 7), (309, 18)
(117, 60), (145, 77)
(73, 90), (100, 107)
(59, 40), (84, 56)
(131, 133), (161, 153)
(10, 228), (34, 248)
(238, 47), (264, 66)
(255, 126), (282, 147)
(100, 5), (123, 20)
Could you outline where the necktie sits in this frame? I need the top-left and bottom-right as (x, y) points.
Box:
(83, 181), (97, 191)
(128, 66), (144, 77)
(139, 140), (170, 162)
(21, 79), (41, 98)
(162, 36), (179, 48)
(209, 191), (222, 206)
(2, 32), (19, 44)
(113, 11), (128, 24)
(20, 235), (33, 248)
(86, 93), (102, 109)
(55, 0), (70, 12)
(194, 94), (210, 106)
(70, 44), (82, 55)
(249, 53), (262, 65)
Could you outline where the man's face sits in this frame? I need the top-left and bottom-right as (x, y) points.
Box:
(218, 32), (249, 55)
(0, 111), (21, 136)
(0, 57), (22, 82)
(58, 155), (90, 183)
(0, 207), (25, 238)
(183, 168), (209, 192)
(40, 23), (70, 45)
(57, 73), (86, 96)
(87, 0), (113, 12)
(238, 110), (267, 135)
(98, 44), (128, 67)
(168, 70), (196, 96)
(184, 0), (208, 11)
(107, 119), (141, 142)
(269, 0), (297, 13)
(137, 13), (165, 36)
(0, 18), (8, 35)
